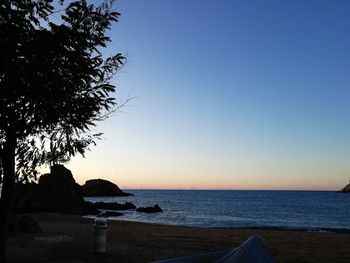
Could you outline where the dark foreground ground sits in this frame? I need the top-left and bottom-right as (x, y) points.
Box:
(7, 213), (350, 263)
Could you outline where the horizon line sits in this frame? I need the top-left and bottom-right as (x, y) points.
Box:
(123, 188), (338, 192)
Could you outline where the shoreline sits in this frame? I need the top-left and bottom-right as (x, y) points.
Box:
(84, 190), (350, 233)
(83, 214), (350, 234)
(215, 225), (350, 234)
(8, 213), (350, 262)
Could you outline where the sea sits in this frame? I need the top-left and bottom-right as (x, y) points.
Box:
(85, 190), (350, 232)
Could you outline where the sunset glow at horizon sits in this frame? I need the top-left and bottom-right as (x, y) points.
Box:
(64, 0), (350, 191)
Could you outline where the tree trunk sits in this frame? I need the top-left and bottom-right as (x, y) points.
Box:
(0, 133), (16, 263)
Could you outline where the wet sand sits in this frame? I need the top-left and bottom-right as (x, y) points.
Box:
(7, 213), (350, 263)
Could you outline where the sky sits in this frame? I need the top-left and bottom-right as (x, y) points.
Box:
(66, 0), (350, 190)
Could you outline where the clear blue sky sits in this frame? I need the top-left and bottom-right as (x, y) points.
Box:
(69, 0), (350, 190)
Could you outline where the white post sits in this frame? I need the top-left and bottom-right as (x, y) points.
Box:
(93, 217), (107, 253)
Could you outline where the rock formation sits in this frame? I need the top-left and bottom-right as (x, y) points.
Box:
(13, 165), (137, 215)
(92, 201), (136, 210)
(14, 165), (86, 213)
(81, 178), (133, 197)
(136, 204), (163, 213)
(13, 165), (101, 214)
(338, 181), (350, 193)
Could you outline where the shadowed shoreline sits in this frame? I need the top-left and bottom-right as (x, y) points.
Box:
(7, 213), (350, 263)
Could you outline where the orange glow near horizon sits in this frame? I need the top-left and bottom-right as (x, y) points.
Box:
(67, 162), (344, 191)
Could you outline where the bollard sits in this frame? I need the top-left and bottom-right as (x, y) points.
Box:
(93, 217), (107, 253)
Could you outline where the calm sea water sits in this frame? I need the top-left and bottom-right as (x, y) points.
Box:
(85, 190), (350, 232)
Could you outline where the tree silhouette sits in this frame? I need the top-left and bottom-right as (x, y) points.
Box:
(0, 1), (124, 261)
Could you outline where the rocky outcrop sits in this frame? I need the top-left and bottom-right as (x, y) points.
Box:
(13, 165), (144, 216)
(81, 179), (133, 197)
(136, 204), (163, 213)
(338, 182), (350, 193)
(92, 201), (136, 210)
(14, 165), (93, 214)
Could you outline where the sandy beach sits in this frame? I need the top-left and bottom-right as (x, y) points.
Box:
(7, 213), (350, 263)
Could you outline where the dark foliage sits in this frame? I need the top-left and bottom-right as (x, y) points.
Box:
(0, 1), (125, 261)
(0, 0), (125, 181)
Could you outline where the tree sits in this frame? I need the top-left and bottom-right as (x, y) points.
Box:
(0, 1), (125, 261)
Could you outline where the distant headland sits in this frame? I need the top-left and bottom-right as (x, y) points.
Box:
(338, 180), (350, 193)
